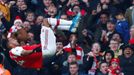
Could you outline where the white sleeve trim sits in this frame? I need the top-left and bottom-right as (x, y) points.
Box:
(11, 47), (23, 56)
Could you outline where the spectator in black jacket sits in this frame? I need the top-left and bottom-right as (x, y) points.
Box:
(83, 42), (102, 75)
(119, 44), (134, 75)
(49, 41), (67, 75)
(96, 61), (109, 75)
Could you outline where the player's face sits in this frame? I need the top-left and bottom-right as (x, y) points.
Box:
(14, 40), (19, 46)
(9, 38), (20, 46)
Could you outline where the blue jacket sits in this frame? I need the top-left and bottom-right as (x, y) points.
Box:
(115, 19), (130, 43)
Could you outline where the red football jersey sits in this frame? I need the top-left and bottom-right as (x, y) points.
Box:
(9, 44), (43, 69)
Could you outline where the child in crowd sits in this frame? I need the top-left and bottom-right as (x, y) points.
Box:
(108, 58), (123, 75)
(7, 16), (23, 38)
(115, 11), (130, 43)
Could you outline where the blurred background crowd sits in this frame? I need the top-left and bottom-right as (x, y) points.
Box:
(0, 0), (134, 75)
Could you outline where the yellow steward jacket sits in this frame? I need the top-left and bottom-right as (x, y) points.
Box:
(0, 2), (10, 21)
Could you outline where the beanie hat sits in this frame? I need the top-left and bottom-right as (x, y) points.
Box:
(111, 58), (120, 65)
(14, 16), (22, 24)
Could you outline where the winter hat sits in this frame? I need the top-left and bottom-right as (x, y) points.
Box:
(111, 58), (120, 65)
(14, 16), (22, 24)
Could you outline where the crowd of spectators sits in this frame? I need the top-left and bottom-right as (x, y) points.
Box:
(0, 0), (134, 75)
